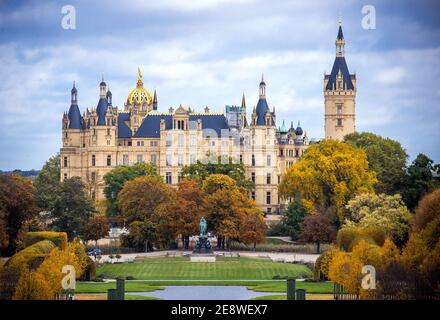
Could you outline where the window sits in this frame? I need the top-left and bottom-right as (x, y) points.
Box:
(63, 156), (68, 167)
(266, 173), (271, 185)
(267, 155), (271, 166)
(337, 118), (343, 126)
(91, 155), (96, 166)
(178, 134), (184, 147)
(295, 149), (299, 157)
(190, 135), (196, 147)
(63, 173), (67, 180)
(166, 172), (172, 184)
(267, 207), (272, 215)
(123, 154), (129, 165)
(166, 154), (172, 166)
(190, 154), (196, 164)
(209, 140), (215, 147)
(252, 154), (255, 166)
(337, 104), (343, 115)
(251, 191), (255, 201)
(150, 141), (158, 147)
(91, 172), (96, 182)
(107, 128), (111, 136)
(178, 172), (183, 183)
(251, 172), (255, 183)
(166, 135), (172, 147)
(178, 154), (184, 166)
(137, 141), (144, 146)
(239, 154), (243, 163)
(136, 154), (144, 164)
(266, 191), (271, 205)
(150, 154), (157, 165)
(107, 155), (111, 166)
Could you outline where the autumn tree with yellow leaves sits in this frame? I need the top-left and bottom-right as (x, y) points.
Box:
(279, 139), (377, 220)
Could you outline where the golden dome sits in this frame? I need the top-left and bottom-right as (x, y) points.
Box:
(126, 67), (153, 105)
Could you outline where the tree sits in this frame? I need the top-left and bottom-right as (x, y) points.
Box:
(104, 163), (159, 217)
(299, 209), (337, 253)
(412, 187), (440, 232)
(49, 177), (95, 240)
(344, 132), (408, 195)
(239, 209), (266, 250)
(344, 193), (411, 243)
(33, 154), (60, 212)
(181, 155), (254, 191)
(117, 176), (171, 225)
(124, 219), (158, 252)
(402, 154), (436, 210)
(202, 174), (256, 249)
(154, 180), (205, 249)
(279, 139), (377, 220)
(278, 196), (308, 241)
(0, 175), (39, 256)
(83, 215), (110, 246)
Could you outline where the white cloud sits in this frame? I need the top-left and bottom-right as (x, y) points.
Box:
(375, 67), (407, 84)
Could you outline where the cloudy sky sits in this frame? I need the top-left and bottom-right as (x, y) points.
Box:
(0, 0), (439, 170)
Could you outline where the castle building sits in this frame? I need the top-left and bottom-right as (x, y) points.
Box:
(60, 23), (354, 219)
(324, 22), (356, 140)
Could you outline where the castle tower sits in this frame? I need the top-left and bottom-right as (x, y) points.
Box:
(324, 21), (356, 140)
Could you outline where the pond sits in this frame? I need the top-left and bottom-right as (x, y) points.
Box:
(128, 286), (284, 300)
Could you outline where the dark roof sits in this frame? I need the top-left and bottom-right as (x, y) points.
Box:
(67, 103), (82, 129)
(134, 114), (172, 138)
(325, 56), (354, 91)
(117, 112), (132, 138)
(132, 113), (231, 138)
(337, 25), (344, 40)
(255, 98), (269, 125)
(96, 98), (108, 125)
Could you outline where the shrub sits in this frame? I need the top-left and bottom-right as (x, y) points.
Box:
(80, 256), (96, 281)
(337, 227), (386, 252)
(413, 188), (440, 232)
(228, 240), (333, 254)
(314, 248), (338, 280)
(6, 240), (56, 269)
(25, 232), (68, 250)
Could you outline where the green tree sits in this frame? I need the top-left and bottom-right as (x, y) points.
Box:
(123, 219), (158, 252)
(181, 155), (254, 190)
(0, 175), (39, 256)
(49, 177), (95, 240)
(103, 163), (158, 217)
(279, 139), (377, 220)
(402, 154), (437, 210)
(33, 154), (60, 211)
(344, 132), (408, 195)
(279, 196), (308, 241)
(344, 193), (411, 243)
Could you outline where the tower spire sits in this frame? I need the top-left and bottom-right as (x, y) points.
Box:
(153, 89), (158, 110)
(241, 92), (246, 108)
(336, 20), (345, 57)
(259, 74), (266, 98)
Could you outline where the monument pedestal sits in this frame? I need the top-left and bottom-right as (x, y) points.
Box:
(190, 254), (216, 262)
(191, 234), (216, 262)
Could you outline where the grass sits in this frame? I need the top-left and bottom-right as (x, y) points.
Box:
(96, 256), (312, 281)
(250, 294), (334, 300)
(247, 281), (334, 293)
(76, 281), (164, 293)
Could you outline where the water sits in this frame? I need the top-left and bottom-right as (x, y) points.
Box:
(128, 286), (284, 300)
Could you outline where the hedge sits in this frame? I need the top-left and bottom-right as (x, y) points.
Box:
(25, 232), (68, 250)
(337, 227), (386, 252)
(5, 240), (56, 269)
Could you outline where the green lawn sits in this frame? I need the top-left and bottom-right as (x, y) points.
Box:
(96, 256), (312, 281)
(247, 281), (334, 293)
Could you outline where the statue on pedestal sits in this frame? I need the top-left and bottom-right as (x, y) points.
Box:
(193, 217), (213, 254)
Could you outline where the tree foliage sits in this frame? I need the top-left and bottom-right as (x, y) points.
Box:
(279, 139), (377, 220)
(83, 215), (110, 246)
(33, 154), (60, 211)
(48, 177), (95, 240)
(402, 154), (437, 210)
(344, 193), (411, 243)
(104, 163), (159, 217)
(0, 175), (39, 256)
(278, 196), (308, 241)
(412, 187), (440, 232)
(181, 155), (254, 191)
(299, 208), (337, 253)
(344, 132), (408, 195)
(117, 175), (171, 225)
